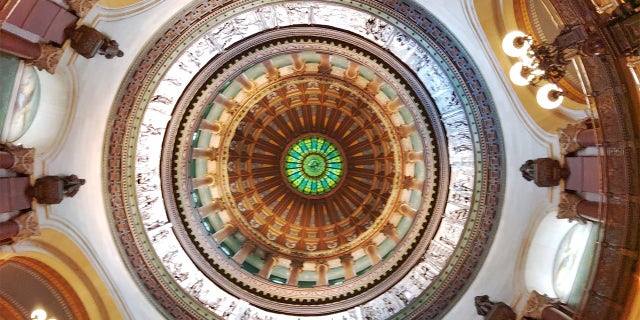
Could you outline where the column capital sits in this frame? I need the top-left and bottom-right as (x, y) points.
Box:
(214, 94), (239, 112)
(382, 223), (401, 244)
(263, 60), (280, 81)
(343, 61), (359, 81)
(403, 176), (423, 190)
(365, 76), (384, 95)
(397, 123), (416, 138)
(291, 52), (306, 73)
(12, 211), (40, 243)
(398, 202), (417, 218)
(557, 192), (588, 223)
(65, 0), (100, 17)
(385, 98), (404, 113)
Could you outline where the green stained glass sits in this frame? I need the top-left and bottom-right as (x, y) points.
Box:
(285, 137), (343, 195)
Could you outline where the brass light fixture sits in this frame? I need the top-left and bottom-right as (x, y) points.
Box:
(502, 25), (601, 109)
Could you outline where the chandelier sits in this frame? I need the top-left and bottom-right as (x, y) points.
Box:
(501, 25), (597, 109)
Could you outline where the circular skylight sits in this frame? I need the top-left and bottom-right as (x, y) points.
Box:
(284, 136), (343, 196)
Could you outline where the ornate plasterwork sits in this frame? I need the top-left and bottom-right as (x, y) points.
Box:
(105, 1), (504, 319)
(164, 34), (437, 313)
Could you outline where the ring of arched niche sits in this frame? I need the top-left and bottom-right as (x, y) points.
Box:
(105, 1), (504, 319)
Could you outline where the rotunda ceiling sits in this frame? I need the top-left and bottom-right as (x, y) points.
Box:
(164, 33), (440, 313)
(105, 1), (504, 319)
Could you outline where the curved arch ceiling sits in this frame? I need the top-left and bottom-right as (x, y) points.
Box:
(105, 1), (504, 319)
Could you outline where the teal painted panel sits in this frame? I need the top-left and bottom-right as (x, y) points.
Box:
(0, 54), (21, 135)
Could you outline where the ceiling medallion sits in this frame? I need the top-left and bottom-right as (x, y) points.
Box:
(284, 135), (344, 197)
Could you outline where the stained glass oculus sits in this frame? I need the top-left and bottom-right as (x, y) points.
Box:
(285, 137), (343, 195)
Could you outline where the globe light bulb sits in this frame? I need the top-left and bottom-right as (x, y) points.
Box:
(536, 83), (564, 109)
(509, 62), (533, 86)
(502, 31), (531, 58)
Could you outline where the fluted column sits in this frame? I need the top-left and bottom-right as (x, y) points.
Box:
(382, 223), (401, 244)
(316, 262), (329, 286)
(344, 61), (359, 81)
(192, 147), (218, 161)
(258, 254), (278, 278)
(213, 223), (237, 243)
(398, 202), (417, 219)
(288, 260), (304, 285)
(233, 241), (255, 264)
(199, 120), (224, 134)
(214, 94), (238, 112)
(291, 53), (305, 72)
(340, 254), (356, 280)
(365, 243), (381, 264)
(236, 73), (255, 92)
(192, 174), (214, 189)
